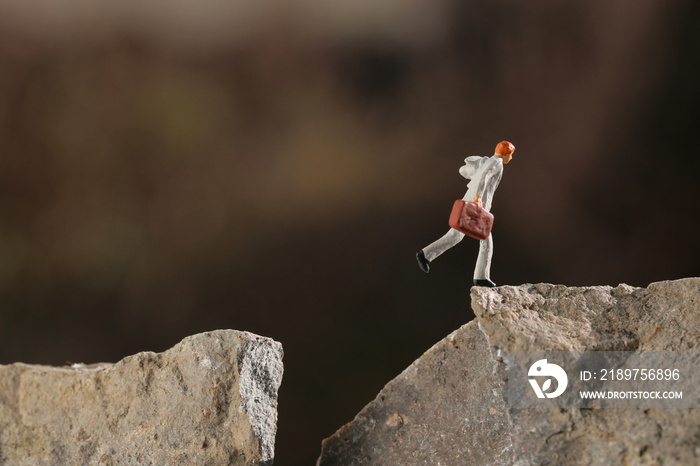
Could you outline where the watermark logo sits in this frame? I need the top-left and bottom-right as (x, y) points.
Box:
(507, 351), (696, 408)
(528, 359), (568, 398)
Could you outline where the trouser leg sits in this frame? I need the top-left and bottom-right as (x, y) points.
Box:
(422, 228), (465, 262)
(473, 234), (493, 280)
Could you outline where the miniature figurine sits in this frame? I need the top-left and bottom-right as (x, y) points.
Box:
(416, 141), (515, 287)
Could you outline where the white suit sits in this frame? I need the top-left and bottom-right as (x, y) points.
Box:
(421, 155), (504, 281)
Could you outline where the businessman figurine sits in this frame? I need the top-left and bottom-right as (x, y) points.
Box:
(416, 141), (515, 287)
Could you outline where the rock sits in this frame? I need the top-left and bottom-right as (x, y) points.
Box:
(472, 279), (700, 352)
(317, 320), (512, 465)
(0, 330), (283, 465)
(318, 278), (700, 465)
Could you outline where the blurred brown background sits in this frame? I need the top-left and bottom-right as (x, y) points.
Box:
(0, 1), (699, 464)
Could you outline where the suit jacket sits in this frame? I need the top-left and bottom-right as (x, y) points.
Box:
(458, 155), (503, 212)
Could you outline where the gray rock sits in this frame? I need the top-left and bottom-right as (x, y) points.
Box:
(318, 278), (700, 465)
(472, 279), (700, 352)
(318, 321), (512, 466)
(0, 329), (283, 465)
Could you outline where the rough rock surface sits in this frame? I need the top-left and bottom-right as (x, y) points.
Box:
(318, 278), (700, 465)
(0, 329), (283, 465)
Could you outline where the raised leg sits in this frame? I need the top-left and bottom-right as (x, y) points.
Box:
(422, 228), (465, 263)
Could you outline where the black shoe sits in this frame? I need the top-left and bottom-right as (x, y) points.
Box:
(473, 279), (497, 287)
(416, 251), (430, 273)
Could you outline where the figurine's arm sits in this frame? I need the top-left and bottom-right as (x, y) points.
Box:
(474, 158), (503, 211)
(459, 156), (483, 179)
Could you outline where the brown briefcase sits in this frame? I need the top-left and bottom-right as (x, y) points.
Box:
(448, 199), (494, 240)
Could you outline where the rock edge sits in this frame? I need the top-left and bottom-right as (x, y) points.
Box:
(0, 329), (284, 466)
(318, 278), (700, 465)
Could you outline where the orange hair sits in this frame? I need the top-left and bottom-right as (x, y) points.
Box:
(494, 141), (515, 156)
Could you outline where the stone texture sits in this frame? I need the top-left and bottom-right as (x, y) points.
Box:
(318, 278), (700, 465)
(472, 279), (700, 353)
(0, 329), (283, 465)
(318, 321), (512, 466)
